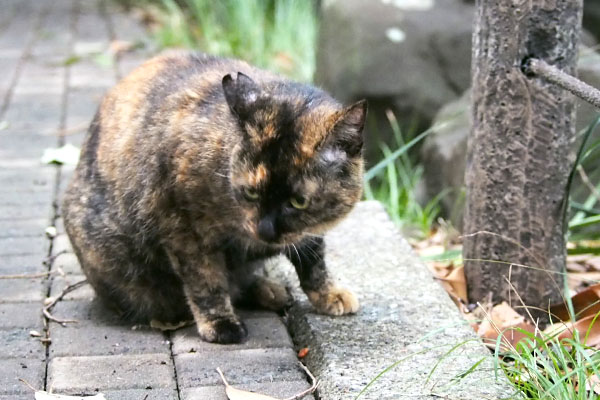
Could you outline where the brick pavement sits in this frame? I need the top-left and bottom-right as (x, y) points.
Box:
(0, 0), (313, 398)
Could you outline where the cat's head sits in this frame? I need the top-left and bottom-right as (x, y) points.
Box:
(222, 72), (367, 245)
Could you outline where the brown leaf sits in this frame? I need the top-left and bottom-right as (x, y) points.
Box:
(217, 368), (279, 400)
(585, 374), (600, 395)
(550, 283), (600, 322)
(558, 314), (600, 347)
(476, 302), (536, 348)
(437, 265), (467, 301)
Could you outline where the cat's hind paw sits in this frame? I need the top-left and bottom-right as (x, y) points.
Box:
(197, 317), (248, 344)
(307, 286), (359, 316)
(250, 277), (291, 311)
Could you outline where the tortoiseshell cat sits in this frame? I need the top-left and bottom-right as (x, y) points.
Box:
(62, 51), (366, 343)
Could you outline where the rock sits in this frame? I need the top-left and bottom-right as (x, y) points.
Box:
(315, 0), (474, 160)
(420, 48), (600, 229)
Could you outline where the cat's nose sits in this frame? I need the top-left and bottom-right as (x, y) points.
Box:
(257, 217), (278, 242)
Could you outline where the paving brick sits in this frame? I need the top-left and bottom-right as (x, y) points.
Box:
(0, 218), (47, 238)
(50, 275), (95, 300)
(175, 348), (304, 388)
(0, 302), (43, 329)
(50, 299), (128, 328)
(53, 252), (81, 274)
(49, 324), (169, 357)
(172, 315), (292, 355)
(0, 167), (55, 192)
(182, 381), (315, 400)
(102, 388), (180, 400)
(0, 236), (48, 256)
(0, 132), (58, 161)
(0, 204), (51, 221)
(0, 278), (45, 303)
(0, 254), (45, 275)
(0, 328), (46, 359)
(0, 358), (45, 395)
(0, 190), (51, 206)
(47, 354), (176, 393)
(3, 92), (63, 133)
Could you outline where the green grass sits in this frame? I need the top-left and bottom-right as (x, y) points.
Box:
(363, 110), (457, 240)
(496, 326), (600, 400)
(150, 0), (317, 82)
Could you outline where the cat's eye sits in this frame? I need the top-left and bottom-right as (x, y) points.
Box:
(290, 196), (309, 210)
(243, 187), (259, 201)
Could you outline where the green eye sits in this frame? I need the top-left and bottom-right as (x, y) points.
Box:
(243, 187), (259, 201)
(290, 196), (309, 210)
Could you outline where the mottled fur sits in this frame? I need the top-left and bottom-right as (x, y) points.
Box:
(62, 52), (366, 343)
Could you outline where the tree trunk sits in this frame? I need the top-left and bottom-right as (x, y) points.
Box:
(464, 0), (583, 321)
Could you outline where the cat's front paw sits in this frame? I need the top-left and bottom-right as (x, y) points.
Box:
(197, 317), (248, 344)
(307, 286), (359, 316)
(251, 277), (291, 311)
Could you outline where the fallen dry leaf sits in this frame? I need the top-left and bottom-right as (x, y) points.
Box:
(216, 365), (318, 400)
(437, 265), (467, 301)
(585, 374), (600, 395)
(150, 319), (193, 331)
(476, 302), (536, 348)
(550, 283), (600, 322)
(558, 314), (600, 347)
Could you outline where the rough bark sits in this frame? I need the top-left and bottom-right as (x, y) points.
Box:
(464, 0), (583, 321)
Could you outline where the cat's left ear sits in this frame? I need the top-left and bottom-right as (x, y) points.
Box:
(222, 72), (261, 119)
(333, 99), (368, 157)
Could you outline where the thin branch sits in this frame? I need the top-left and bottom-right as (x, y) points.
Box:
(522, 57), (600, 109)
(0, 271), (54, 279)
(43, 279), (87, 326)
(283, 362), (319, 400)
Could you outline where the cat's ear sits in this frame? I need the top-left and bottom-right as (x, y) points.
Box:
(332, 99), (368, 157)
(222, 72), (261, 118)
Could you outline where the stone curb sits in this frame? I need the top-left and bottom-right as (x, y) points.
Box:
(279, 201), (517, 400)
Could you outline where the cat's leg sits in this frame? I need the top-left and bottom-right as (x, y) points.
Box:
(245, 275), (291, 311)
(167, 247), (247, 343)
(227, 257), (291, 312)
(286, 237), (359, 315)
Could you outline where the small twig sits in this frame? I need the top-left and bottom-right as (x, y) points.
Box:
(43, 279), (88, 326)
(18, 378), (37, 392)
(0, 271), (54, 279)
(43, 250), (68, 267)
(54, 122), (89, 137)
(283, 362), (319, 400)
(522, 57), (600, 109)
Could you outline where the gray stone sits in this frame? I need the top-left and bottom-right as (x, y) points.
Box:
(52, 234), (73, 255)
(49, 324), (169, 357)
(47, 354), (176, 393)
(53, 252), (81, 275)
(0, 167), (55, 192)
(282, 202), (514, 399)
(0, 204), (51, 222)
(316, 0), (474, 160)
(0, 328), (46, 359)
(0, 358), (45, 395)
(182, 381), (314, 400)
(3, 93), (63, 134)
(0, 302), (43, 329)
(172, 315), (292, 355)
(0, 278), (45, 303)
(175, 348), (304, 388)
